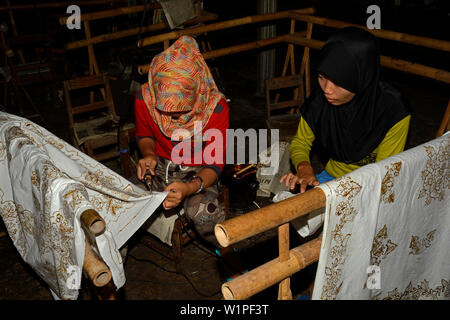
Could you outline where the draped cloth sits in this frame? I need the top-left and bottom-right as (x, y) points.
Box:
(0, 112), (167, 300)
(311, 133), (449, 299)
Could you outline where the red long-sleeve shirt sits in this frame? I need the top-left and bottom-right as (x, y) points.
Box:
(134, 90), (229, 176)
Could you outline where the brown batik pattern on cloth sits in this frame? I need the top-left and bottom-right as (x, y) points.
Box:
(151, 157), (225, 247)
(418, 138), (449, 206)
(370, 225), (398, 267)
(409, 229), (436, 255)
(380, 161), (402, 204)
(374, 279), (450, 300)
(320, 177), (362, 300)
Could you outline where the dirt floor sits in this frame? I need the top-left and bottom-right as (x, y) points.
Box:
(0, 7), (448, 300)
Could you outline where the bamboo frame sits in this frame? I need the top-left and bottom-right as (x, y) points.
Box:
(64, 12), (217, 50)
(61, 1), (217, 78)
(59, 3), (160, 25)
(289, 12), (450, 53)
(274, 18), (296, 107)
(137, 10), (450, 86)
(284, 34), (450, 84)
(137, 8), (316, 48)
(222, 237), (321, 300)
(215, 187), (325, 300)
(301, 22), (313, 98)
(0, 1), (129, 11)
(277, 223), (292, 300)
(138, 31), (307, 75)
(215, 188), (326, 248)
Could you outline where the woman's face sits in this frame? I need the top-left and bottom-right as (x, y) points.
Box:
(157, 109), (190, 119)
(318, 74), (355, 106)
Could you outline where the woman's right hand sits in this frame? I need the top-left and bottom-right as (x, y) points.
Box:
(137, 154), (158, 181)
(279, 161), (319, 193)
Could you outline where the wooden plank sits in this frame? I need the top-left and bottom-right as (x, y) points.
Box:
(266, 74), (301, 90)
(270, 100), (303, 111)
(72, 101), (109, 114)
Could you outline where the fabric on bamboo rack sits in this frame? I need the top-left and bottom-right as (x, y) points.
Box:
(311, 132), (449, 299)
(0, 112), (167, 300)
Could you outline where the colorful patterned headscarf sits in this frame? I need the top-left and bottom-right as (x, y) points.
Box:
(141, 35), (225, 139)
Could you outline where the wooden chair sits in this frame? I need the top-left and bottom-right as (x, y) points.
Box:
(265, 74), (304, 137)
(63, 74), (135, 176)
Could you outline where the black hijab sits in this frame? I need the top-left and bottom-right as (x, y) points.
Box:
(300, 27), (410, 164)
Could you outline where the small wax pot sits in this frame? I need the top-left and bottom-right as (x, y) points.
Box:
(223, 164), (259, 214)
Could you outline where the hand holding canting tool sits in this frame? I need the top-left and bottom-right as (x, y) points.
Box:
(143, 169), (153, 194)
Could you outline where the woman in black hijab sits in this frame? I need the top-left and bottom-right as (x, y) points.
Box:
(281, 27), (411, 192)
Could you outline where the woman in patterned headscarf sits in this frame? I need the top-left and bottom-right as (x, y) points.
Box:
(134, 35), (229, 248)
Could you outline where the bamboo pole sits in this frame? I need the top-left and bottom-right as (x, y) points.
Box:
(436, 99), (450, 138)
(83, 21), (100, 76)
(65, 12), (217, 50)
(83, 239), (112, 287)
(59, 3), (161, 25)
(0, 0), (129, 11)
(284, 34), (450, 84)
(138, 31), (306, 74)
(275, 19), (296, 106)
(222, 236), (321, 300)
(277, 223), (292, 300)
(80, 209), (105, 236)
(379, 55), (450, 84)
(215, 188), (326, 248)
(300, 23), (313, 98)
(288, 12), (450, 53)
(137, 8), (315, 48)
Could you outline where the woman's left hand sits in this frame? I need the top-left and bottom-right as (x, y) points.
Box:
(163, 182), (190, 210)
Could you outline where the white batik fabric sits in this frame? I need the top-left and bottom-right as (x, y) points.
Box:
(0, 112), (167, 300)
(311, 132), (449, 300)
